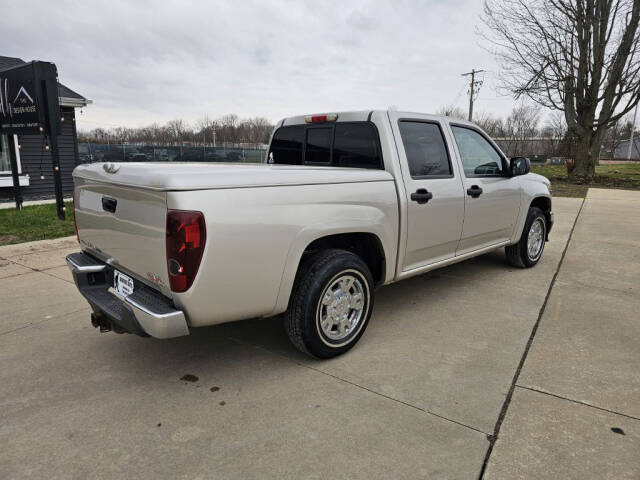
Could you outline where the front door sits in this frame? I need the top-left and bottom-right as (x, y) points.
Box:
(449, 124), (522, 255)
(390, 115), (465, 272)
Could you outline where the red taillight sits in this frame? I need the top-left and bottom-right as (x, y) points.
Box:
(166, 210), (206, 292)
(72, 187), (79, 244)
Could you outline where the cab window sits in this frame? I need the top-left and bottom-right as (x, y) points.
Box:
(268, 125), (304, 164)
(305, 127), (332, 164)
(333, 123), (381, 168)
(268, 122), (382, 169)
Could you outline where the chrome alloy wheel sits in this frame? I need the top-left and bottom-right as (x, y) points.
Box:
(316, 270), (369, 346)
(527, 217), (545, 261)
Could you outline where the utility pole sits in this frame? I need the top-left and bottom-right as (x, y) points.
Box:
(627, 103), (638, 160)
(461, 68), (485, 122)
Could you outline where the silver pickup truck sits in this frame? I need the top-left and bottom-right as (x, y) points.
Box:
(67, 110), (553, 358)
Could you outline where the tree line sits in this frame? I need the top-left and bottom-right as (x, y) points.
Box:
(78, 114), (274, 147)
(79, 105), (637, 161)
(438, 103), (638, 160)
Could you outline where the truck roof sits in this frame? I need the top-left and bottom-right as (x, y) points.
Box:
(279, 110), (477, 127)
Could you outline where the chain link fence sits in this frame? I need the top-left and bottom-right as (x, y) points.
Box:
(77, 143), (267, 164)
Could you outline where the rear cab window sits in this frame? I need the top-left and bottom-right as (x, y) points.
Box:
(305, 127), (332, 164)
(268, 122), (382, 169)
(268, 125), (304, 165)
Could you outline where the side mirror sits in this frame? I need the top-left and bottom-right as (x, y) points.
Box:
(509, 156), (530, 176)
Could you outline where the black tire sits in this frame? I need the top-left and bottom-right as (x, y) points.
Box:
(505, 206), (547, 268)
(285, 249), (374, 358)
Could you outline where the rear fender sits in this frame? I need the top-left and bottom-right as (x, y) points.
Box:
(271, 221), (394, 316)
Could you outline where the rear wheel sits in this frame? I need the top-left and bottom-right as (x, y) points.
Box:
(285, 249), (374, 358)
(505, 207), (547, 268)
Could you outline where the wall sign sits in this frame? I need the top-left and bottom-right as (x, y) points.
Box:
(0, 61), (64, 219)
(0, 61), (60, 136)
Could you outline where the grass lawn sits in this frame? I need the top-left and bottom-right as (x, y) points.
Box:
(531, 163), (640, 198)
(0, 201), (76, 246)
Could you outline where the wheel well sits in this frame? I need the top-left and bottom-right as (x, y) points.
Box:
(530, 196), (552, 227)
(301, 233), (386, 285)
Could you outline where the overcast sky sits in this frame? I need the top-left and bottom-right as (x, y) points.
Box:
(1, 0), (520, 130)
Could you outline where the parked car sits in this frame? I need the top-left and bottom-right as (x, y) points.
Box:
(127, 152), (149, 162)
(67, 111), (553, 358)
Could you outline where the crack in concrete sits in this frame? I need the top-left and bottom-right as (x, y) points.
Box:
(223, 334), (490, 436)
(0, 306), (89, 337)
(0, 258), (73, 284)
(298, 361), (490, 436)
(478, 197), (586, 480)
(0, 241), (77, 259)
(515, 385), (640, 422)
(39, 268), (75, 285)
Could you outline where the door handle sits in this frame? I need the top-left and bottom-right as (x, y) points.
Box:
(102, 197), (117, 213)
(410, 188), (433, 204)
(467, 185), (483, 198)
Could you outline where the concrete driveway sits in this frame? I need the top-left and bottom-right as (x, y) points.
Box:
(0, 191), (637, 479)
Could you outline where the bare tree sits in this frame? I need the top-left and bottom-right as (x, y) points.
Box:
(436, 105), (467, 120)
(602, 117), (623, 158)
(474, 111), (505, 136)
(541, 112), (569, 156)
(602, 113), (639, 157)
(481, 0), (640, 177)
(166, 119), (187, 144)
(543, 112), (568, 138)
(500, 103), (542, 156)
(436, 105), (505, 137)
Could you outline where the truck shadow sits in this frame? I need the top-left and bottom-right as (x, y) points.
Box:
(182, 255), (499, 360)
(97, 249), (520, 382)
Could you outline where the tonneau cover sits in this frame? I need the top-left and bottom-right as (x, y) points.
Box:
(73, 162), (394, 191)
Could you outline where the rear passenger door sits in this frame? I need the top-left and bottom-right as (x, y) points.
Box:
(390, 114), (466, 271)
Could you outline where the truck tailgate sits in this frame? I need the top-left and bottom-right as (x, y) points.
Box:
(74, 176), (170, 296)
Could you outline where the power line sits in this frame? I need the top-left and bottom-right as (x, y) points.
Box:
(450, 80), (468, 107)
(461, 68), (485, 121)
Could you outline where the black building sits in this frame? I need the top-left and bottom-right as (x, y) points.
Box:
(0, 55), (90, 201)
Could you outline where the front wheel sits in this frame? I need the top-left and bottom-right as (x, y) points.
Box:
(285, 249), (374, 358)
(505, 206), (547, 268)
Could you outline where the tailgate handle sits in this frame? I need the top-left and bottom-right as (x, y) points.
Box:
(102, 197), (117, 213)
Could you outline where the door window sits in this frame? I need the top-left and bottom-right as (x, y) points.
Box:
(451, 126), (504, 176)
(398, 121), (452, 178)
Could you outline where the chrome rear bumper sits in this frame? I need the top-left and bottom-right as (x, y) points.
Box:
(66, 252), (189, 339)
